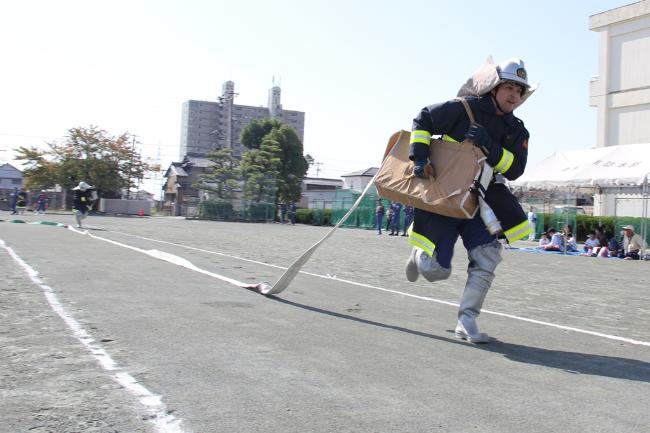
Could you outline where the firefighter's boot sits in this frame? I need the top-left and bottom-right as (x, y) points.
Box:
(455, 241), (502, 344)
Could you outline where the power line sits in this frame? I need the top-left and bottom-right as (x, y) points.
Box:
(0, 132), (66, 139)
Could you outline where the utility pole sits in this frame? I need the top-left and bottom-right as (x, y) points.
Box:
(127, 135), (137, 200)
(312, 161), (323, 177)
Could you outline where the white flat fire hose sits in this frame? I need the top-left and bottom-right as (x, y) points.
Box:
(250, 176), (378, 296)
(250, 131), (410, 296)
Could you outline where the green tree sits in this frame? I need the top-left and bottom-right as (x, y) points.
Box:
(194, 148), (240, 199)
(239, 119), (310, 203)
(15, 125), (153, 198)
(240, 137), (281, 202)
(240, 118), (283, 150)
(13, 147), (58, 190)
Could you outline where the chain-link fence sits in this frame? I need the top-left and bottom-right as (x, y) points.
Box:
(330, 187), (409, 231)
(198, 199), (275, 222)
(309, 200), (327, 226)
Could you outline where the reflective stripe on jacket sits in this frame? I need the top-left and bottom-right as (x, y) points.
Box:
(409, 95), (531, 242)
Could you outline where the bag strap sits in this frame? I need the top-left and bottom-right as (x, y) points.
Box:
(455, 97), (475, 124)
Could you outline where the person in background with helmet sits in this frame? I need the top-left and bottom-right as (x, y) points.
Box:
(16, 188), (28, 215)
(404, 58), (536, 343)
(72, 181), (97, 228)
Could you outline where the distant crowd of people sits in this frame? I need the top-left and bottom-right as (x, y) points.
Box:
(4, 188), (48, 215)
(536, 223), (646, 260)
(3, 182), (97, 229)
(278, 202), (297, 225)
(375, 199), (414, 236)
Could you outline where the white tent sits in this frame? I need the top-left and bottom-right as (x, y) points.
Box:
(512, 143), (650, 189)
(511, 143), (650, 256)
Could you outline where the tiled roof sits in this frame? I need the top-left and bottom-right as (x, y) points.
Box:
(341, 167), (379, 177)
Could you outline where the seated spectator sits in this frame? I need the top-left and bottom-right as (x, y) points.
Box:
(537, 232), (550, 248)
(563, 224), (573, 239)
(543, 228), (564, 251)
(608, 235), (621, 258)
(565, 235), (578, 252)
(588, 227), (610, 257)
(582, 231), (600, 254)
(622, 225), (646, 260)
(595, 227), (609, 250)
(562, 224), (578, 252)
(590, 245), (610, 258)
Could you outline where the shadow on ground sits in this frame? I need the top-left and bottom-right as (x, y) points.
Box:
(270, 296), (650, 383)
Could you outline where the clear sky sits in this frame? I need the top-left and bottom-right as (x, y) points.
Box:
(0, 0), (629, 195)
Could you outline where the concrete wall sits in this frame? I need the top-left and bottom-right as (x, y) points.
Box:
(590, 2), (650, 148)
(589, 1), (650, 217)
(99, 199), (151, 215)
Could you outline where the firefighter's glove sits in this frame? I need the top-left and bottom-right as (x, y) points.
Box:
(465, 123), (497, 156)
(413, 158), (432, 178)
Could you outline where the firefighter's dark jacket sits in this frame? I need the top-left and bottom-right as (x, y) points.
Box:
(73, 189), (94, 213)
(409, 95), (530, 242)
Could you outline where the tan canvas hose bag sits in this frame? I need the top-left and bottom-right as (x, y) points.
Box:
(375, 98), (486, 219)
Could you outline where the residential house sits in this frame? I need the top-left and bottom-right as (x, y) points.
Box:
(0, 163), (23, 211)
(341, 167), (378, 192)
(163, 154), (215, 216)
(300, 177), (343, 209)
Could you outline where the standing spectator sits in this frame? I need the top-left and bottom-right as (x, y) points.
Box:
(375, 199), (385, 235)
(622, 225), (646, 260)
(389, 202), (402, 236)
(289, 202), (297, 225)
(35, 191), (48, 214)
(9, 187), (18, 214)
(279, 202), (287, 224)
(402, 205), (414, 236)
(527, 206), (537, 241)
(385, 202), (394, 233)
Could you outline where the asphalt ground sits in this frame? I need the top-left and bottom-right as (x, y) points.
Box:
(1, 212), (649, 433)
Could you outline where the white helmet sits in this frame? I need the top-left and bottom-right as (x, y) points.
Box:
(496, 58), (529, 89)
(457, 56), (538, 109)
(73, 181), (93, 191)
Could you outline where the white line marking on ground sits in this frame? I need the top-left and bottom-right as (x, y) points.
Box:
(70, 226), (250, 287)
(0, 238), (190, 433)
(75, 229), (650, 348)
